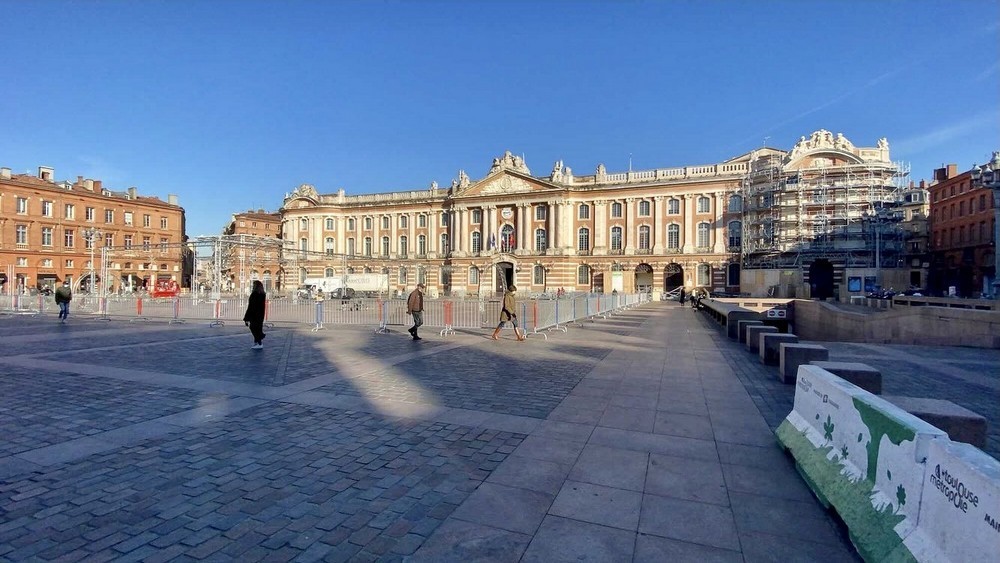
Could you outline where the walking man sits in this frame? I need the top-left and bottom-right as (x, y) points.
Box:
(492, 285), (525, 341)
(406, 283), (424, 341)
(55, 281), (72, 323)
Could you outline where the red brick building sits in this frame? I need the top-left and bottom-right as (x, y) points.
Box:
(0, 165), (187, 295)
(221, 210), (283, 292)
(927, 164), (996, 297)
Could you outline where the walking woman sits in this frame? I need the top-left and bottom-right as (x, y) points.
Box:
(491, 285), (525, 341)
(243, 280), (266, 349)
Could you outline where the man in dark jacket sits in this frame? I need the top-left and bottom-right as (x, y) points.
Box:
(406, 283), (424, 340)
(54, 281), (72, 323)
(243, 280), (267, 349)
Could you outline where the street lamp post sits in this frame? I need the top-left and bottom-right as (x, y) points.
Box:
(81, 227), (103, 294)
(970, 151), (1000, 299)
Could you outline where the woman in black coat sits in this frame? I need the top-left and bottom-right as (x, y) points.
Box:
(244, 280), (266, 349)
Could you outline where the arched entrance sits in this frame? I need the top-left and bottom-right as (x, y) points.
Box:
(495, 261), (514, 293)
(663, 264), (684, 291)
(727, 263), (741, 287)
(809, 259), (834, 300)
(635, 263), (653, 293)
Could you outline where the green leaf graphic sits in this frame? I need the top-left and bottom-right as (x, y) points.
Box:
(823, 415), (835, 442)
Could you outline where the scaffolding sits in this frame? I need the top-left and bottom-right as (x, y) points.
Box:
(741, 152), (909, 271)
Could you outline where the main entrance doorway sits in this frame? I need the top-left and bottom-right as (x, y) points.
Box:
(495, 261), (514, 293)
(663, 264), (684, 291)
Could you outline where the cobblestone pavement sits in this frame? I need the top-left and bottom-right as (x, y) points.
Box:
(4, 303), (990, 561)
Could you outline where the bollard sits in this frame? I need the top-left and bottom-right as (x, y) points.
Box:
(264, 299), (274, 329)
(440, 301), (455, 337)
(374, 299), (390, 334)
(312, 299), (325, 331)
(130, 296), (150, 323)
(209, 299), (224, 327)
(169, 297), (185, 324)
(528, 301), (546, 339)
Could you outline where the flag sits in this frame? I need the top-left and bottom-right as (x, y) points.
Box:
(488, 233), (496, 250)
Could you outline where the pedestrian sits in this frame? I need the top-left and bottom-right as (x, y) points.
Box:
(243, 280), (266, 349)
(406, 283), (425, 340)
(54, 280), (72, 323)
(679, 288), (686, 304)
(492, 285), (525, 341)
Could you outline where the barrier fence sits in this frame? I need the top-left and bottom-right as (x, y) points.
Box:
(0, 293), (651, 338)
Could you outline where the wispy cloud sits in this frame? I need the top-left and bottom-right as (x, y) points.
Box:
(892, 110), (1000, 156)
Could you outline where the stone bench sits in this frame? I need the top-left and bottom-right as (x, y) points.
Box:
(745, 325), (778, 355)
(760, 333), (798, 365)
(809, 361), (883, 395)
(737, 320), (764, 344)
(779, 344), (828, 384)
(882, 396), (988, 449)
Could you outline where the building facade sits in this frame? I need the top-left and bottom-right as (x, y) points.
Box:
(0, 166), (187, 295)
(927, 163), (997, 297)
(219, 210), (283, 293)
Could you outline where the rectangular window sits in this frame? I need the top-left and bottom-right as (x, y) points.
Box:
(142, 236), (151, 250)
(578, 204), (590, 219)
(472, 209), (482, 224)
(65, 204), (75, 219)
(325, 218), (335, 230)
(418, 214), (427, 228)
(535, 205), (546, 221)
(638, 200), (651, 216)
(441, 212), (449, 227)
(348, 218), (356, 230)
(104, 234), (113, 247)
(66, 259), (74, 268)
(365, 217), (373, 230)
(42, 201), (53, 217)
(105, 209), (114, 223)
(469, 267), (479, 285)
(41, 227), (53, 246)
(65, 229), (74, 248)
(143, 214), (151, 227)
(668, 199), (680, 214)
(124, 234), (133, 249)
(124, 211), (133, 225)
(16, 224), (28, 244)
(533, 265), (545, 285)
(85, 207), (95, 221)
(16, 257), (27, 266)
(16, 197), (28, 214)
(381, 216), (389, 229)
(160, 217), (168, 229)
(41, 259), (52, 267)
(577, 265), (590, 285)
(399, 215), (408, 229)
(160, 237), (168, 251)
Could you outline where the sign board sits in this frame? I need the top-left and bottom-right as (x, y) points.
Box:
(766, 309), (786, 319)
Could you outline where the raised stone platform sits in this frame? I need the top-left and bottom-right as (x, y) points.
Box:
(737, 320), (764, 344)
(745, 325), (778, 355)
(883, 395), (989, 449)
(809, 361), (882, 395)
(760, 333), (798, 365)
(779, 344), (828, 384)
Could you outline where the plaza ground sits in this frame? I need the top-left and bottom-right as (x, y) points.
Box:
(1, 302), (996, 561)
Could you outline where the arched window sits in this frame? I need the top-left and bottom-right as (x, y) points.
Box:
(667, 224), (680, 250)
(380, 216), (389, 229)
(325, 237), (335, 256)
(638, 226), (650, 249)
(533, 265), (545, 285)
(300, 218), (308, 231)
(638, 200), (651, 216)
(324, 267), (334, 277)
(728, 195), (743, 212)
(610, 226), (622, 250)
(500, 224), (515, 252)
(381, 236), (390, 256)
(399, 235), (408, 257)
(440, 233), (449, 254)
(697, 197), (710, 213)
(364, 217), (372, 230)
(298, 267), (308, 283)
(469, 266), (479, 285)
(325, 218), (334, 230)
(364, 237), (373, 256)
(697, 264), (710, 286)
(399, 215), (408, 228)
(577, 264), (590, 285)
(472, 231), (482, 253)
(727, 221), (742, 248)
(535, 228), (547, 252)
(347, 218), (356, 230)
(611, 202), (622, 218)
(668, 199), (680, 214)
(697, 223), (710, 248)
(578, 204), (590, 219)
(577, 228), (590, 251)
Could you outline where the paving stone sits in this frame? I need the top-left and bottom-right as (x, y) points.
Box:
(638, 493), (740, 551)
(408, 518), (530, 562)
(634, 533), (743, 563)
(520, 515), (635, 563)
(567, 444), (648, 492)
(449, 482), (552, 535)
(549, 480), (642, 531)
(645, 453), (728, 506)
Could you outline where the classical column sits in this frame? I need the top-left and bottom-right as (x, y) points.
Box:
(682, 195), (694, 253)
(456, 207), (465, 254)
(549, 201), (559, 254)
(311, 216), (322, 253)
(713, 192), (726, 254)
(484, 205), (494, 252)
(429, 210), (438, 258)
(593, 200), (607, 255)
(390, 212), (399, 258)
(561, 200), (573, 253)
(652, 196), (665, 253)
(408, 212), (416, 257)
(624, 197), (635, 254)
(516, 204), (527, 254)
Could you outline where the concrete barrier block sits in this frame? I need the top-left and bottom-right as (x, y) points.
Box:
(779, 344), (828, 384)
(737, 320), (764, 344)
(894, 438), (1000, 562)
(883, 396), (988, 449)
(760, 333), (799, 365)
(810, 361), (883, 395)
(726, 310), (760, 340)
(745, 325), (778, 354)
(776, 365), (947, 562)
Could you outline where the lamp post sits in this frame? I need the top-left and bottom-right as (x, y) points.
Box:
(970, 151), (1000, 298)
(81, 227), (103, 294)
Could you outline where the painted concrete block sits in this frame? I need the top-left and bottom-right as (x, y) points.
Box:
(760, 333), (798, 365)
(745, 325), (777, 354)
(776, 365), (948, 562)
(779, 344), (828, 384)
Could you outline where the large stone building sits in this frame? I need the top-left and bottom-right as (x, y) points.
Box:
(219, 210), (283, 292)
(927, 160), (998, 297)
(0, 165), (187, 295)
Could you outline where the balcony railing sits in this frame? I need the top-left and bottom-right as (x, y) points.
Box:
(608, 248), (624, 255)
(577, 249), (591, 256)
(635, 248), (652, 255)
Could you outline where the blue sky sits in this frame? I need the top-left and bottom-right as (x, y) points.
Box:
(2, 0), (998, 237)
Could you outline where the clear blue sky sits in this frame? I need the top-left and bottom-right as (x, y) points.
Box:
(2, 0), (998, 238)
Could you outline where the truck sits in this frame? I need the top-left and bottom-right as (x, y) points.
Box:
(301, 274), (389, 298)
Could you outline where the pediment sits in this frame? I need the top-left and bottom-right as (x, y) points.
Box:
(457, 171), (559, 198)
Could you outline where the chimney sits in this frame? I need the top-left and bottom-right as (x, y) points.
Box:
(0, 167), (10, 179)
(168, 194), (178, 206)
(94, 180), (103, 192)
(128, 186), (137, 200)
(84, 179), (94, 190)
(38, 166), (54, 181)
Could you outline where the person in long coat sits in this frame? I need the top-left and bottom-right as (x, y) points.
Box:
(492, 285), (525, 341)
(243, 280), (266, 349)
(406, 283), (424, 340)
